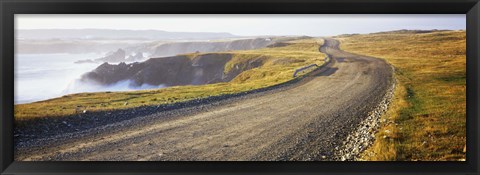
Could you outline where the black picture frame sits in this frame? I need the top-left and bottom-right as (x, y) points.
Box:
(1, 0), (479, 174)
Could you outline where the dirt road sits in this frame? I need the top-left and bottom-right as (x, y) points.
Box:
(15, 39), (394, 161)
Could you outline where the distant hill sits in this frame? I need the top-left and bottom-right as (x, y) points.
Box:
(370, 29), (451, 34)
(335, 30), (454, 38)
(17, 29), (238, 40)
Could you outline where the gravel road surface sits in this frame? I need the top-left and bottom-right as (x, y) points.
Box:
(15, 38), (394, 161)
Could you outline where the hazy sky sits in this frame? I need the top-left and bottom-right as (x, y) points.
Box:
(16, 14), (465, 36)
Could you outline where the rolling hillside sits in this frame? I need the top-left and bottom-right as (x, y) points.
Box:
(337, 30), (466, 161)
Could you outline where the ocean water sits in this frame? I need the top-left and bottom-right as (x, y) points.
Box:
(15, 53), (103, 104)
(15, 53), (167, 104)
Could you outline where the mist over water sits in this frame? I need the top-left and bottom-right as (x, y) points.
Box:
(64, 79), (166, 94)
(14, 53), (164, 104)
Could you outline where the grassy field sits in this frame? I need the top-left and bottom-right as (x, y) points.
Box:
(15, 38), (325, 120)
(337, 30), (466, 161)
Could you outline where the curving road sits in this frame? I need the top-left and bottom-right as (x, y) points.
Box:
(16, 39), (393, 161)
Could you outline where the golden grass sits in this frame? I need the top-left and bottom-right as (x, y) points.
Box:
(360, 81), (408, 161)
(15, 38), (325, 120)
(337, 30), (466, 161)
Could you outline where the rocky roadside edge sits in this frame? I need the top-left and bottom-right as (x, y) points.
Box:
(333, 65), (397, 161)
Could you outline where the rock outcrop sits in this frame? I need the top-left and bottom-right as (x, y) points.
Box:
(96, 49), (126, 62)
(76, 49), (137, 64)
(79, 53), (263, 87)
(77, 37), (305, 87)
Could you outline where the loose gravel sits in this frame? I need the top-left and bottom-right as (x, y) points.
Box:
(15, 38), (395, 161)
